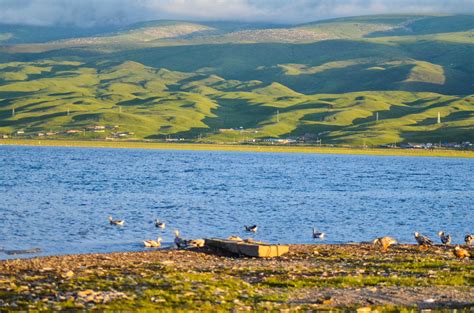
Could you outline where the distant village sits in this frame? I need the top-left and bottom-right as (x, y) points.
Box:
(1, 125), (472, 150)
(0, 125), (135, 140)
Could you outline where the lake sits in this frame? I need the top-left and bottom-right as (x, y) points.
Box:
(0, 145), (472, 259)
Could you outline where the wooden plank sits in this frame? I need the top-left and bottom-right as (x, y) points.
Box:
(205, 238), (289, 258)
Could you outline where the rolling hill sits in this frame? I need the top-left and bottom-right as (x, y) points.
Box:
(0, 15), (473, 145)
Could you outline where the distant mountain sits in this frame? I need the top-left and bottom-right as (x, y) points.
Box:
(0, 15), (473, 145)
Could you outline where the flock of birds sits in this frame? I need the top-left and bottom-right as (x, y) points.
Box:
(373, 232), (473, 259)
(108, 216), (472, 259)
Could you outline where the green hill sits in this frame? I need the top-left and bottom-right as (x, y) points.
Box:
(0, 15), (473, 145)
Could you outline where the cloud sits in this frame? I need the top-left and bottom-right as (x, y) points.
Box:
(0, 0), (472, 27)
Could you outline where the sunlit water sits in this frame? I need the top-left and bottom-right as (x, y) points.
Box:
(0, 145), (472, 259)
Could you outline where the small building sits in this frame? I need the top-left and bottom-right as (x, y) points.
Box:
(66, 129), (82, 134)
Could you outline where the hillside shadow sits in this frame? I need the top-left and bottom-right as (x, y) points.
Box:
(0, 111), (66, 127)
(203, 98), (274, 130)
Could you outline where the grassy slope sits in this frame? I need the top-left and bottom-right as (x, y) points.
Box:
(0, 15), (473, 144)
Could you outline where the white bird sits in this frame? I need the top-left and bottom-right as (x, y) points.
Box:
(108, 216), (124, 226)
(143, 237), (162, 248)
(437, 231), (451, 245)
(312, 227), (325, 239)
(155, 219), (166, 229)
(244, 225), (258, 233)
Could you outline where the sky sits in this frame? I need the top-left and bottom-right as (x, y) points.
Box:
(0, 0), (473, 27)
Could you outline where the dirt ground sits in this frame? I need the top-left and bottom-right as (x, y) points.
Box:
(0, 244), (472, 311)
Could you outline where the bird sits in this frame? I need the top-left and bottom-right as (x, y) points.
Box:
(373, 236), (397, 252)
(312, 227), (325, 239)
(465, 234), (473, 245)
(186, 239), (205, 248)
(155, 219), (166, 229)
(244, 225), (258, 233)
(143, 237), (162, 248)
(174, 230), (187, 249)
(453, 246), (470, 259)
(414, 232), (433, 249)
(437, 231), (452, 245)
(108, 216), (124, 226)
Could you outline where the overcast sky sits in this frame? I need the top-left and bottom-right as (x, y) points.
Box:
(0, 0), (473, 27)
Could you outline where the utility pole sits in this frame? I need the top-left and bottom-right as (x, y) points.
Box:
(12, 107), (15, 117)
(437, 112), (441, 124)
(376, 112), (379, 123)
(67, 107), (70, 116)
(276, 110), (280, 123)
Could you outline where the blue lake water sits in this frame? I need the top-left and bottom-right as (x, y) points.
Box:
(0, 145), (473, 259)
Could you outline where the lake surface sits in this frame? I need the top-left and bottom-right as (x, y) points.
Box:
(0, 145), (473, 259)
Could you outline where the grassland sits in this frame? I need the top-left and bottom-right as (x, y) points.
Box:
(0, 244), (472, 311)
(2, 139), (474, 158)
(0, 15), (473, 145)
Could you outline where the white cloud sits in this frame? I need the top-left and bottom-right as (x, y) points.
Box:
(0, 0), (472, 27)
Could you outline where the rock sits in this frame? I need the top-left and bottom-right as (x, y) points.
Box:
(84, 295), (96, 303)
(77, 289), (94, 297)
(357, 307), (372, 313)
(64, 271), (74, 279)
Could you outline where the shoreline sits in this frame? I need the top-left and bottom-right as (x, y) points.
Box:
(1, 243), (472, 310)
(1, 139), (474, 158)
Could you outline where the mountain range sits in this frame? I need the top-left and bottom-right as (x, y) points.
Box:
(0, 14), (473, 145)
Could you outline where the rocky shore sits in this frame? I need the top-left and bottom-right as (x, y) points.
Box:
(0, 244), (472, 311)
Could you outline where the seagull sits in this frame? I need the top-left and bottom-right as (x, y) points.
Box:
(437, 231), (451, 245)
(108, 216), (124, 226)
(143, 237), (162, 248)
(465, 234), (473, 245)
(244, 225), (258, 233)
(414, 232), (433, 249)
(174, 230), (187, 249)
(453, 246), (470, 259)
(312, 227), (325, 239)
(155, 219), (166, 229)
(373, 236), (397, 252)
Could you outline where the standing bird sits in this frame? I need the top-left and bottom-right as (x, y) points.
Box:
(437, 231), (452, 245)
(453, 246), (470, 259)
(244, 225), (258, 233)
(143, 237), (162, 248)
(155, 219), (166, 229)
(414, 232), (433, 249)
(312, 227), (325, 239)
(465, 234), (473, 245)
(108, 216), (124, 226)
(174, 230), (187, 249)
(373, 237), (397, 252)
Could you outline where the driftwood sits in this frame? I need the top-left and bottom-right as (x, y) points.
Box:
(205, 238), (289, 258)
